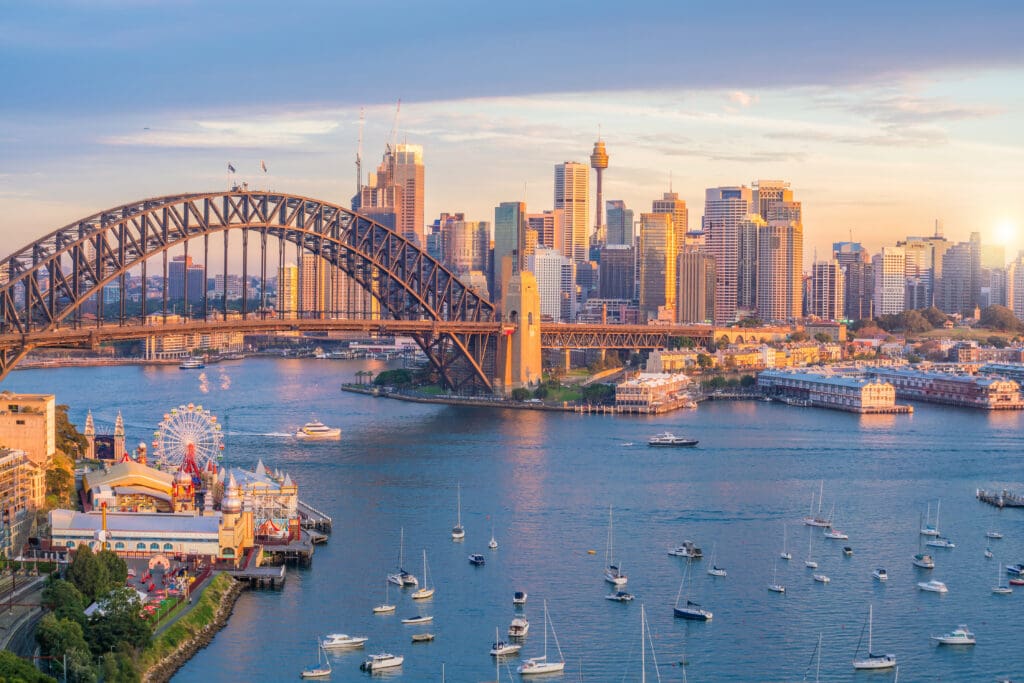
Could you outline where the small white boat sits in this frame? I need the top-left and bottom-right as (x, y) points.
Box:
(452, 482), (465, 540)
(780, 524), (792, 561)
(851, 605), (895, 670)
(295, 420), (341, 441)
(178, 357), (205, 369)
(843, 546), (854, 556)
(931, 625), (976, 645)
(301, 641), (332, 678)
(986, 531), (1003, 539)
(925, 537), (955, 549)
(605, 590), (634, 602)
(920, 500), (941, 536)
(411, 632), (434, 643)
(768, 558), (785, 593)
(805, 559), (818, 569)
(912, 553), (935, 569)
(804, 526), (818, 568)
(488, 517), (498, 550)
(513, 591), (528, 606)
(823, 528), (848, 540)
(410, 549), (435, 600)
(872, 568), (888, 582)
(706, 543), (726, 576)
(373, 580), (396, 614)
(517, 600), (565, 675)
(993, 563), (1013, 594)
(647, 431), (699, 447)
(509, 616), (530, 638)
(603, 506), (628, 585)
(917, 580), (948, 593)
(668, 540), (703, 559)
(468, 553), (486, 566)
(491, 627), (523, 656)
(321, 633), (367, 649)
(360, 653), (404, 671)
(813, 573), (830, 583)
(401, 614), (433, 624)
(985, 547), (994, 559)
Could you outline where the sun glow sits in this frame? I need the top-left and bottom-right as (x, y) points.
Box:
(993, 219), (1019, 247)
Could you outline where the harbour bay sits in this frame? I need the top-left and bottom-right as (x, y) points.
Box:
(3, 358), (1022, 681)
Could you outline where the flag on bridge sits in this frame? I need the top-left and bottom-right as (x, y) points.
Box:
(227, 163), (236, 173)
(260, 160), (268, 173)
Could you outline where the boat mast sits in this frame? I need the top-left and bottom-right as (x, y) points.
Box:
(640, 603), (646, 683)
(935, 500), (941, 535)
(868, 604), (873, 656)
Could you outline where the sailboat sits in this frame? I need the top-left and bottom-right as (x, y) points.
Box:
(804, 526), (818, 569)
(924, 501), (955, 547)
(604, 505), (628, 585)
(411, 549), (435, 600)
(768, 558), (785, 593)
(489, 516), (498, 550)
(636, 603), (661, 682)
(300, 640), (332, 678)
(920, 501), (939, 536)
(706, 543), (726, 576)
(780, 524), (792, 561)
(490, 625), (523, 656)
(992, 562), (1013, 594)
(822, 503), (848, 539)
(851, 604), (896, 670)
(803, 480), (830, 527)
(673, 560), (712, 621)
(452, 482), (465, 540)
(387, 527), (418, 587)
(373, 579), (395, 613)
(518, 600), (566, 675)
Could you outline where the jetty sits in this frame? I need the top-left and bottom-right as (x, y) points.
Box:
(297, 499), (333, 532)
(976, 488), (1024, 508)
(227, 547), (286, 589)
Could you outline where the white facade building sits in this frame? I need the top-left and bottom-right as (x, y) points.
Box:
(529, 248), (576, 322)
(554, 162), (590, 264)
(704, 186), (753, 324)
(873, 247), (906, 315)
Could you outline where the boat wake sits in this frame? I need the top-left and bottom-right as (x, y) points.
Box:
(621, 442), (635, 447)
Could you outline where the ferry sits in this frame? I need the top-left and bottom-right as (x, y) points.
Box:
(295, 420), (341, 441)
(178, 357), (205, 369)
(648, 432), (699, 447)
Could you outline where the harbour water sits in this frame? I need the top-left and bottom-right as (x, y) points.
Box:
(3, 358), (1023, 681)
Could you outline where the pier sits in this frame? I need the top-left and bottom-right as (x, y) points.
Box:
(976, 488), (1024, 508)
(226, 547), (286, 589)
(297, 499), (333, 532)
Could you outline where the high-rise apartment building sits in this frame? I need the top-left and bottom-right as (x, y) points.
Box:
(357, 143), (425, 245)
(299, 254), (325, 318)
(277, 264), (298, 319)
(737, 214), (765, 312)
(527, 210), (564, 253)
(651, 192), (688, 255)
(493, 201), (526, 308)
(528, 248), (576, 322)
(1009, 254), (1024, 320)
(833, 242), (873, 321)
(873, 247), (906, 315)
(590, 140), (609, 246)
(638, 212), (676, 320)
(676, 252), (716, 324)
(938, 233), (982, 315)
(599, 245), (635, 300)
(704, 186), (753, 324)
(897, 231), (950, 309)
(756, 220), (803, 322)
(169, 256), (206, 309)
(554, 162), (590, 264)
(810, 260), (845, 321)
(752, 179), (792, 221)
(438, 215), (490, 275)
(605, 200), (634, 246)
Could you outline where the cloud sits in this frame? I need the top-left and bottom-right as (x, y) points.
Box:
(101, 117), (339, 149)
(728, 91), (759, 108)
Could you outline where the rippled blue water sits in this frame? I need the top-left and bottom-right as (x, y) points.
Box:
(3, 358), (1022, 682)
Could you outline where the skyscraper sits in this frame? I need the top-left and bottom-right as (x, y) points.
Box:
(873, 247), (906, 315)
(554, 162), (590, 265)
(756, 220), (803, 322)
(704, 186), (753, 324)
(676, 252), (716, 324)
(598, 245), (635, 300)
(638, 212), (676, 320)
(752, 179), (792, 221)
(605, 200), (634, 246)
(527, 210), (564, 253)
(528, 248), (576, 322)
(737, 213), (765, 312)
(358, 143), (424, 245)
(590, 140), (609, 246)
(833, 242), (873, 321)
(277, 264), (298, 319)
(169, 255), (206, 310)
(651, 192), (688, 255)
(938, 233), (981, 314)
(493, 201), (526, 309)
(299, 254), (324, 318)
(438, 215), (489, 275)
(810, 260), (845, 321)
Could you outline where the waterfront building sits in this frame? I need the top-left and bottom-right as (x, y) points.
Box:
(590, 140), (609, 246)
(757, 370), (906, 414)
(169, 256), (206, 309)
(83, 460), (176, 512)
(651, 192), (688, 255)
(938, 233), (981, 315)
(873, 247), (906, 316)
(225, 459), (300, 543)
(704, 186), (753, 324)
(605, 200), (634, 246)
(676, 251), (715, 324)
(527, 209), (563, 253)
(638, 212), (676, 320)
(0, 391), (55, 466)
(494, 201), (527, 310)
(529, 248), (576, 322)
(615, 373), (691, 412)
(757, 220), (803, 322)
(143, 314), (245, 359)
(867, 366), (1024, 410)
(277, 264), (298, 319)
(810, 260), (845, 321)
(646, 348), (703, 372)
(599, 245), (635, 300)
(554, 162), (590, 264)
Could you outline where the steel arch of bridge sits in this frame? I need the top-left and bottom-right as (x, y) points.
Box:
(0, 191), (497, 389)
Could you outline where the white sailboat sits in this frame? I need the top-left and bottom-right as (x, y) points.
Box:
(920, 501), (939, 536)
(768, 558), (785, 593)
(518, 600), (566, 675)
(373, 580), (396, 614)
(804, 526), (818, 569)
(300, 640), (332, 678)
(803, 480), (830, 527)
(490, 625), (522, 657)
(851, 604), (896, 670)
(387, 527), (418, 587)
(452, 482), (465, 540)
(604, 505), (628, 585)
(993, 562), (1013, 594)
(411, 549), (435, 600)
(637, 603), (662, 682)
(706, 543), (726, 577)
(780, 524), (792, 561)
(489, 516), (498, 550)
(822, 503), (848, 540)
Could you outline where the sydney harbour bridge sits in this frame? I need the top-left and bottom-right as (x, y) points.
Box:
(0, 191), (720, 391)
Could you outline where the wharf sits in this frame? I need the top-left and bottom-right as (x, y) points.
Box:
(226, 547), (286, 589)
(297, 499), (333, 532)
(261, 530), (317, 566)
(976, 488), (1024, 508)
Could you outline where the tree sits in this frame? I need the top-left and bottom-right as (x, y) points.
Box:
(66, 545), (109, 603)
(980, 305), (1022, 332)
(87, 587), (151, 655)
(46, 467), (74, 507)
(581, 384), (615, 404)
(373, 369), (413, 387)
(739, 375), (756, 388)
(738, 317), (763, 327)
(921, 306), (949, 328)
(813, 332), (833, 343)
(696, 354), (713, 369)
(100, 649), (139, 683)
(42, 579), (87, 627)
(510, 388), (530, 401)
(37, 613), (95, 683)
(532, 386), (549, 399)
(95, 550), (127, 592)
(0, 650), (56, 683)
(988, 335), (1008, 349)
(55, 404), (88, 459)
(668, 336), (696, 349)
(789, 331), (809, 342)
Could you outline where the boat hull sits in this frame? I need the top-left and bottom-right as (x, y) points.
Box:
(673, 607), (712, 621)
(852, 656), (896, 670)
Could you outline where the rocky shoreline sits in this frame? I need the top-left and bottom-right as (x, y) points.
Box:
(142, 575), (244, 683)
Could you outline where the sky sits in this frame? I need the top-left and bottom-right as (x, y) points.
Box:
(3, 0), (1024, 267)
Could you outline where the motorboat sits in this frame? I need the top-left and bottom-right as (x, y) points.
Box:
(360, 653), (404, 671)
(851, 604), (895, 670)
(513, 591), (528, 606)
(647, 432), (699, 447)
(932, 625), (975, 645)
(605, 590), (634, 602)
(823, 528), (848, 540)
(813, 573), (830, 583)
(411, 633), (434, 643)
(917, 580), (948, 593)
(400, 614), (433, 624)
(178, 357), (205, 369)
(509, 616), (530, 638)
(668, 540), (702, 559)
(843, 546), (854, 556)
(1009, 578), (1024, 586)
(912, 553), (935, 569)
(491, 626), (523, 656)
(984, 547), (994, 558)
(301, 641), (331, 678)
(872, 568), (888, 582)
(295, 420), (341, 441)
(321, 633), (367, 649)
(468, 553), (486, 566)
(517, 600), (565, 675)
(986, 531), (1003, 539)
(925, 536), (955, 549)
(1006, 563), (1024, 575)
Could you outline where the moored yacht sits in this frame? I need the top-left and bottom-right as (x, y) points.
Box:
(932, 625), (975, 645)
(912, 553), (935, 569)
(509, 616), (530, 638)
(490, 627), (523, 656)
(917, 579), (948, 593)
(321, 633), (367, 649)
(295, 420), (341, 441)
(668, 540), (703, 559)
(872, 568), (888, 582)
(925, 536), (955, 549)
(647, 432), (699, 447)
(605, 590), (634, 602)
(360, 653), (404, 671)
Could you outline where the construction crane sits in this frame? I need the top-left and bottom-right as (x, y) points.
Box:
(387, 99), (401, 153)
(355, 107), (364, 196)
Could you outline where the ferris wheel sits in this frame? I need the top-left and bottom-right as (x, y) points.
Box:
(151, 403), (224, 470)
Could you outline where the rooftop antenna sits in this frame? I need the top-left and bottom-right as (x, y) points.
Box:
(669, 170), (673, 193)
(849, 228), (853, 243)
(597, 123), (602, 141)
(355, 107), (364, 195)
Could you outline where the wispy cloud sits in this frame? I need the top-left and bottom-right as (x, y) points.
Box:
(727, 91), (759, 108)
(101, 117), (338, 149)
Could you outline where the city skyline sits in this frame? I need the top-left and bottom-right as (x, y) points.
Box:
(2, 2), (1024, 265)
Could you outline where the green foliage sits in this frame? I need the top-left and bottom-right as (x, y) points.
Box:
(738, 317), (763, 328)
(45, 467), (74, 508)
(66, 545), (109, 603)
(532, 386), (549, 399)
(139, 574), (236, 673)
(87, 587), (151, 655)
(581, 384), (615, 404)
(373, 369), (413, 387)
(739, 375), (756, 388)
(696, 354), (713, 369)
(0, 650), (57, 683)
(877, 310), (932, 334)
(667, 336), (696, 349)
(813, 332), (833, 343)
(55, 405), (88, 459)
(920, 306), (949, 328)
(703, 376), (728, 390)
(36, 613), (93, 682)
(96, 550), (128, 588)
(988, 335), (1008, 349)
(788, 331), (810, 342)
(979, 305), (1022, 332)
(510, 388), (531, 401)
(99, 647), (140, 683)
(42, 579), (87, 627)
